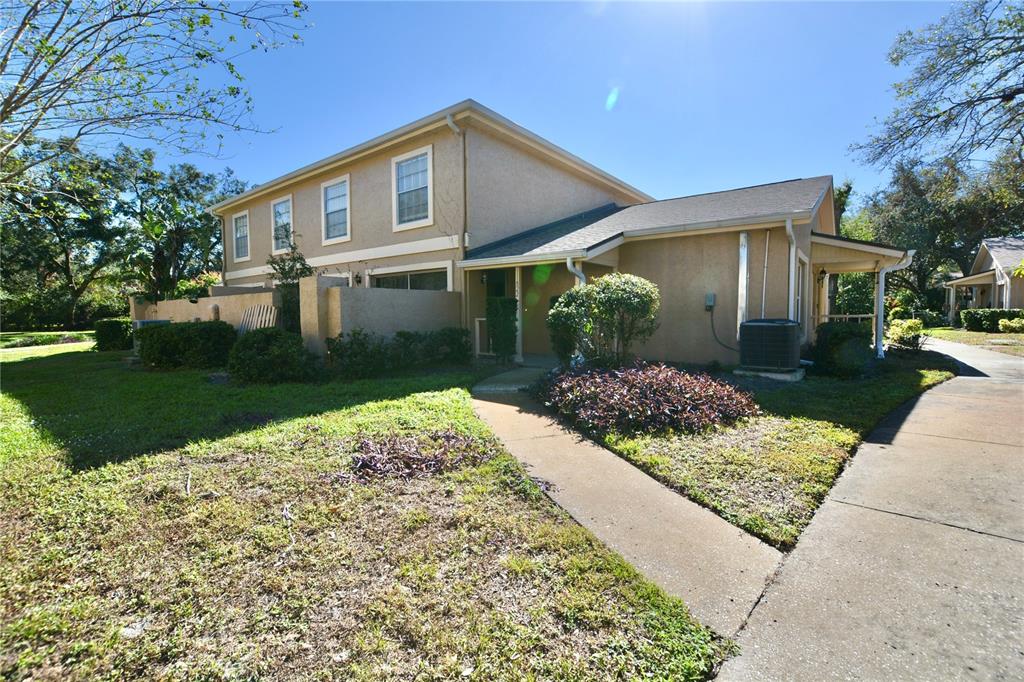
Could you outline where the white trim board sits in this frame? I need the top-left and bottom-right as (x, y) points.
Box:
(224, 234), (461, 281)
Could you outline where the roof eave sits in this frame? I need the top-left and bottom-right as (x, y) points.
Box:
(810, 232), (906, 258)
(208, 99), (652, 214)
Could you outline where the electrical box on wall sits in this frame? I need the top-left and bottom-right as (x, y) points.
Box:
(705, 292), (716, 311)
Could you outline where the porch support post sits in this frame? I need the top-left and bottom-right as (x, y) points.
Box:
(514, 266), (523, 363)
(874, 269), (886, 359)
(947, 285), (956, 325)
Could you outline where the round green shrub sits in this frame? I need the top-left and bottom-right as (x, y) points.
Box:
(94, 317), (133, 351)
(886, 318), (924, 350)
(229, 327), (314, 384)
(547, 273), (660, 367)
(811, 321), (874, 377)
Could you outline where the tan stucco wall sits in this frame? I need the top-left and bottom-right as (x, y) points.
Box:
(130, 291), (279, 328)
(1011, 276), (1024, 308)
(465, 125), (636, 249)
(617, 229), (801, 365)
(219, 126), (466, 286)
(323, 287), (461, 343)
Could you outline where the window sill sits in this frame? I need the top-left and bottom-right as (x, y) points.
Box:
(322, 234), (352, 247)
(393, 217), (433, 232)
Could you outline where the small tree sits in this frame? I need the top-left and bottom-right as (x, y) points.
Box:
(486, 296), (517, 364)
(547, 273), (660, 367)
(267, 247), (313, 333)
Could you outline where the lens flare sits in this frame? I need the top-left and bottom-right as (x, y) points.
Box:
(605, 87), (619, 112)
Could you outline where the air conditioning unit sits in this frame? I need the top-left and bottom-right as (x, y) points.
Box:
(739, 319), (801, 371)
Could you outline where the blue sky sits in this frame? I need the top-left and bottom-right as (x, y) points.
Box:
(178, 1), (954, 209)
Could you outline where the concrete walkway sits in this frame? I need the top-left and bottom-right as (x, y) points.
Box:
(719, 338), (1024, 681)
(471, 373), (782, 636)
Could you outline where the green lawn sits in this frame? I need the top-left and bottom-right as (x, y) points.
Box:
(0, 331), (93, 350)
(605, 350), (957, 550)
(924, 326), (1024, 357)
(0, 346), (728, 680)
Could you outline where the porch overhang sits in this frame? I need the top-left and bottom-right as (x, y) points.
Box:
(942, 269), (997, 288)
(810, 232), (906, 273)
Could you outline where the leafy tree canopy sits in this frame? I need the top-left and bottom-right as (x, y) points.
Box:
(854, 0), (1024, 167)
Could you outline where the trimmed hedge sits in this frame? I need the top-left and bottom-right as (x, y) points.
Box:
(136, 321), (237, 369)
(486, 297), (517, 362)
(228, 327), (314, 384)
(812, 321), (873, 377)
(326, 327), (472, 380)
(998, 317), (1024, 333)
(960, 308), (1024, 332)
(536, 362), (759, 437)
(94, 318), (133, 351)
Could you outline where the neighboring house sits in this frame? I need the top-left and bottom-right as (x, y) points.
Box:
(135, 99), (913, 364)
(943, 237), (1024, 324)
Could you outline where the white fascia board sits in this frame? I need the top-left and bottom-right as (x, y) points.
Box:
(809, 233), (905, 258)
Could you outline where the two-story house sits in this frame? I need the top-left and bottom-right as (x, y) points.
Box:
(137, 99), (914, 364)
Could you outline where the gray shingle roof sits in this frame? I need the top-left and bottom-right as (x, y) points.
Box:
(464, 176), (832, 263)
(982, 236), (1024, 271)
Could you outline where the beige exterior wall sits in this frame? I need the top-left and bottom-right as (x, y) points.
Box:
(465, 125), (637, 248)
(1011, 276), (1024, 308)
(219, 126), (466, 288)
(130, 290), (279, 328)
(520, 263), (612, 355)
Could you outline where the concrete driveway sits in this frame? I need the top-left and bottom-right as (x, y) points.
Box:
(719, 338), (1024, 681)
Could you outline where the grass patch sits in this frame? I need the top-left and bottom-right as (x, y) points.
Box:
(605, 350), (957, 549)
(0, 345), (728, 679)
(924, 327), (1024, 357)
(0, 331), (93, 349)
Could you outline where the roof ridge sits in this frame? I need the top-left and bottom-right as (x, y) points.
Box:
(465, 203), (622, 258)
(629, 176), (832, 208)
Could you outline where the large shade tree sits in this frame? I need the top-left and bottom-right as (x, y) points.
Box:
(0, 0), (307, 191)
(854, 0), (1024, 167)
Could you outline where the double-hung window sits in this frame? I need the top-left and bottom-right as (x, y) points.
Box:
(392, 145), (432, 230)
(271, 196), (293, 254)
(232, 211), (249, 262)
(321, 175), (350, 245)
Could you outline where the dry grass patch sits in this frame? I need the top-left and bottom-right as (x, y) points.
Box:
(0, 346), (728, 680)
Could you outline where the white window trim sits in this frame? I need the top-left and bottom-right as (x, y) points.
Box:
(364, 260), (453, 292)
(270, 194), (294, 255)
(391, 144), (433, 232)
(320, 174), (352, 247)
(231, 210), (250, 263)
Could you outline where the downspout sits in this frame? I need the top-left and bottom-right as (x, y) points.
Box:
(446, 114), (462, 136)
(785, 218), (796, 319)
(566, 257), (586, 286)
(874, 250), (916, 359)
(761, 228), (770, 318)
(737, 232), (748, 339)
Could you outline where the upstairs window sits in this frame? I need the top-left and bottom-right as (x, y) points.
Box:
(392, 145), (432, 230)
(232, 212), (249, 262)
(322, 176), (350, 244)
(272, 196), (292, 254)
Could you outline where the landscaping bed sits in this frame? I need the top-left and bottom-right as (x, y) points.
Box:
(0, 345), (728, 679)
(0, 331), (93, 349)
(540, 351), (956, 550)
(924, 327), (1024, 357)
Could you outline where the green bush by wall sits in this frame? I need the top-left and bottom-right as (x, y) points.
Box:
(228, 327), (314, 384)
(812, 321), (874, 377)
(960, 308), (1024, 332)
(486, 297), (518, 363)
(93, 318), (133, 351)
(326, 327), (472, 380)
(136, 321), (237, 369)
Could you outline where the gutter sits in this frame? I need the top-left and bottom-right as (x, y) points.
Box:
(875, 250), (916, 359)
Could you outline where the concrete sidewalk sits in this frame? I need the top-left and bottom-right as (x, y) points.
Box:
(718, 338), (1024, 680)
(471, 374), (781, 636)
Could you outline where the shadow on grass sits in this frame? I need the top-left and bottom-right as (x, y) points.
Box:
(2, 348), (487, 471)
(735, 348), (959, 438)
